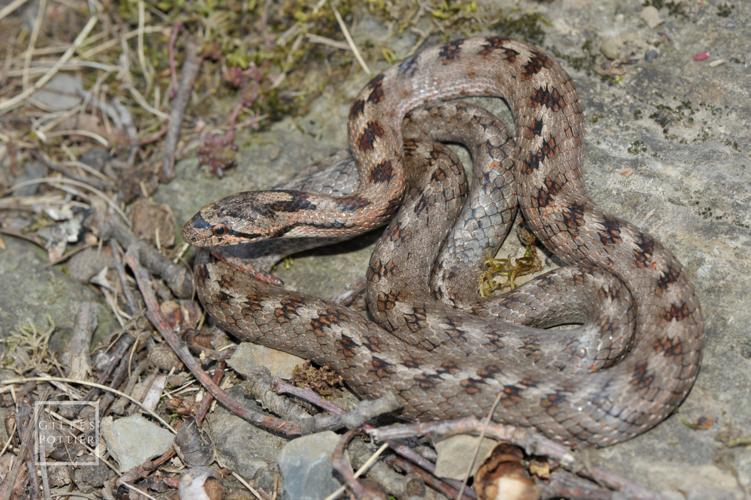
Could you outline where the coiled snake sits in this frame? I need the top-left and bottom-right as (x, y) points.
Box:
(183, 37), (703, 447)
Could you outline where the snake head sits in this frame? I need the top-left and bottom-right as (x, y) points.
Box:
(183, 191), (292, 247)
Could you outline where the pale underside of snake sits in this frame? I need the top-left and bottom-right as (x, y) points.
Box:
(183, 37), (704, 447)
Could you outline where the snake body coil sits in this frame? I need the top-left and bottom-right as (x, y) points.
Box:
(184, 37), (704, 447)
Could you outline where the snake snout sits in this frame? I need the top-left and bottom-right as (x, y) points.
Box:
(183, 212), (212, 245)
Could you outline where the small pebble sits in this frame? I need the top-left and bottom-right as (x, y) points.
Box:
(640, 6), (663, 28)
(12, 161), (46, 196)
(67, 247), (112, 282)
(32, 74), (83, 111)
(278, 432), (342, 500)
(693, 51), (711, 62)
(645, 49), (659, 62)
(229, 342), (305, 379)
(78, 147), (111, 171)
(101, 415), (174, 472)
(600, 37), (621, 60)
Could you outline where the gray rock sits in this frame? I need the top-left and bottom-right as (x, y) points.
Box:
(31, 73), (83, 111)
(434, 435), (498, 480)
(600, 36), (621, 60)
(207, 387), (286, 493)
(66, 247), (113, 282)
(71, 462), (112, 492)
(640, 6), (663, 28)
(12, 160), (46, 196)
(0, 238), (113, 340)
(277, 431), (342, 500)
(100, 415), (174, 472)
(644, 49), (659, 61)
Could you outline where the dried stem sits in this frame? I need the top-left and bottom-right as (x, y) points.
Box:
(369, 418), (661, 499)
(161, 40), (203, 181)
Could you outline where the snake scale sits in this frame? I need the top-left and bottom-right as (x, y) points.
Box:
(183, 37), (704, 447)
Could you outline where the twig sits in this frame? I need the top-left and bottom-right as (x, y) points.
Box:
(126, 84), (169, 120)
(309, 393), (400, 431)
(59, 159), (112, 182)
(86, 331), (136, 400)
(111, 242), (140, 315)
(273, 379), (343, 415)
(274, 378), (472, 497)
(19, 400), (40, 500)
(31, 150), (113, 189)
(161, 40), (203, 181)
(61, 302), (97, 380)
(0, 227), (45, 248)
(247, 369), (315, 421)
(125, 248), (302, 436)
(330, 3), (370, 74)
(4, 176), (128, 224)
(22, 0), (46, 90)
(167, 23), (182, 97)
(0, 0), (29, 22)
(136, 0), (152, 90)
(89, 212), (193, 298)
(118, 447), (176, 486)
(0, 376), (174, 432)
(345, 438), (425, 497)
(102, 356), (145, 417)
(369, 419), (661, 499)
(0, 16), (99, 114)
(195, 362), (225, 423)
(0, 401), (34, 500)
(327, 430), (389, 499)
(79, 26), (168, 60)
(458, 391), (503, 499)
(306, 33), (349, 50)
(388, 455), (469, 499)
(541, 469), (614, 500)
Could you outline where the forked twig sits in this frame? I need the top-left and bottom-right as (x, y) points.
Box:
(369, 418), (662, 499)
(125, 249), (399, 437)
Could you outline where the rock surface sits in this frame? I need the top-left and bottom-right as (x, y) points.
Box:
(434, 435), (500, 480)
(100, 415), (174, 472)
(0, 238), (114, 339)
(277, 431), (343, 500)
(207, 387), (286, 493)
(228, 342), (305, 380)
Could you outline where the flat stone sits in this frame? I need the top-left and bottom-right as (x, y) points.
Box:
(228, 342), (305, 379)
(207, 387), (286, 493)
(277, 431), (342, 500)
(100, 415), (174, 472)
(640, 6), (663, 28)
(434, 435), (498, 480)
(600, 36), (621, 59)
(32, 74), (83, 111)
(0, 238), (113, 341)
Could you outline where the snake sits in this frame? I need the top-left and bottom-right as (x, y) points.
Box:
(183, 37), (704, 447)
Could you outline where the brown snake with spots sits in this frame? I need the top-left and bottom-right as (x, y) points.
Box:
(183, 37), (704, 447)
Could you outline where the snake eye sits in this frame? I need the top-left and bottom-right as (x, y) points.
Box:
(211, 224), (228, 236)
